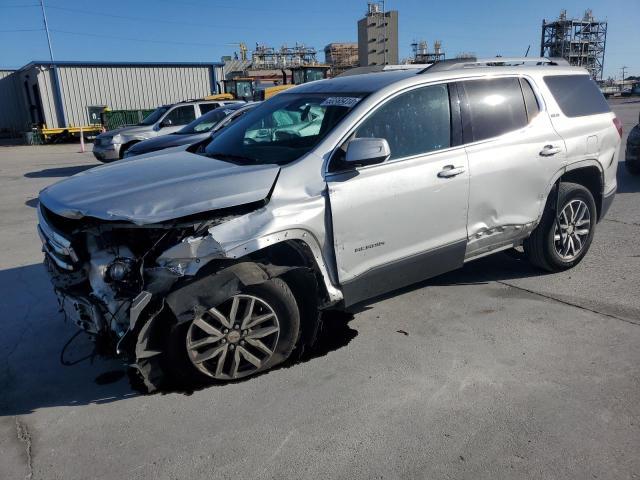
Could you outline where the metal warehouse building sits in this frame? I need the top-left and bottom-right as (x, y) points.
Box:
(0, 61), (224, 134)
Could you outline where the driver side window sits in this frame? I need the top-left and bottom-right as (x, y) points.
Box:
(355, 84), (451, 160)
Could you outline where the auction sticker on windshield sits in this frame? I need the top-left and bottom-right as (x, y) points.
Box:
(320, 97), (362, 108)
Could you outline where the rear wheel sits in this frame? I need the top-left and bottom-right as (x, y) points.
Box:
(524, 182), (596, 272)
(626, 160), (640, 175)
(165, 277), (300, 387)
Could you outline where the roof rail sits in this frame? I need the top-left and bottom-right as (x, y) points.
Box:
(419, 56), (569, 74)
(336, 63), (431, 77)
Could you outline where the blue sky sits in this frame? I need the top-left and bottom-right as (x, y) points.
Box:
(1, 0), (637, 78)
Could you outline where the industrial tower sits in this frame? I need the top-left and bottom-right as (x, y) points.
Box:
(540, 9), (607, 81)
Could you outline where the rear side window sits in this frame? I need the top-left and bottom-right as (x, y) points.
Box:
(544, 75), (610, 117)
(461, 77), (528, 142)
(199, 103), (219, 114)
(355, 84), (451, 160)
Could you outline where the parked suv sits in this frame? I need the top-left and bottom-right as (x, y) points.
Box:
(92, 100), (242, 161)
(625, 112), (640, 174)
(38, 58), (620, 391)
(124, 102), (258, 158)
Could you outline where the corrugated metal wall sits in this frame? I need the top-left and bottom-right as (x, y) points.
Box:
(0, 70), (29, 133)
(50, 65), (219, 127)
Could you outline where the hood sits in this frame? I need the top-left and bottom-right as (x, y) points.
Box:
(39, 150), (280, 225)
(128, 132), (210, 157)
(98, 125), (152, 139)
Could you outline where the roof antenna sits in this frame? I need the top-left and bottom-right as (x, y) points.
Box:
(524, 45), (531, 57)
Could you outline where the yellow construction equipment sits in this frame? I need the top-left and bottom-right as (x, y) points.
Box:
(223, 78), (256, 100)
(203, 93), (235, 101)
(290, 65), (330, 85)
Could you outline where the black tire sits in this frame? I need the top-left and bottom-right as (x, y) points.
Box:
(164, 277), (300, 388)
(626, 160), (640, 175)
(523, 182), (597, 272)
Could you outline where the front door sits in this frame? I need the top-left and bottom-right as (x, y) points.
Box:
(326, 83), (470, 306)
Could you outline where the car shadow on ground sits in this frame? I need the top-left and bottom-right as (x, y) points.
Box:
(617, 161), (640, 193)
(0, 262), (359, 414)
(24, 164), (96, 178)
(349, 251), (542, 316)
(0, 250), (558, 414)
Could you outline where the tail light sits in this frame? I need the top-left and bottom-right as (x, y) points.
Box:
(613, 117), (623, 138)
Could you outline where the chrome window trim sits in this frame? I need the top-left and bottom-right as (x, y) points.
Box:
(324, 79), (458, 176)
(323, 73), (549, 177)
(454, 74), (549, 148)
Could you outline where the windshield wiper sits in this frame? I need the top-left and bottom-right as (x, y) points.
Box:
(206, 152), (257, 163)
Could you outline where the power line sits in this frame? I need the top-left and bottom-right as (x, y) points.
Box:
(44, 4), (354, 32)
(45, 5), (235, 30)
(50, 29), (229, 48)
(0, 28), (43, 32)
(151, 0), (361, 16)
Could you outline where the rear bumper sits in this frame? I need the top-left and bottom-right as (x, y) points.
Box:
(93, 143), (121, 162)
(600, 185), (616, 220)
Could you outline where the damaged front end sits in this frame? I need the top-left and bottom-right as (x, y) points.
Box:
(38, 202), (251, 391)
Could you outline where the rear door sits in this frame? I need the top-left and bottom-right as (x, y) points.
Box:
(326, 83), (470, 306)
(458, 76), (567, 258)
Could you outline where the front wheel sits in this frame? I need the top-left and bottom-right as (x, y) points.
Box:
(524, 182), (596, 272)
(165, 277), (300, 387)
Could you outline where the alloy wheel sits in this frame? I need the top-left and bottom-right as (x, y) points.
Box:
(553, 199), (591, 261)
(186, 294), (280, 380)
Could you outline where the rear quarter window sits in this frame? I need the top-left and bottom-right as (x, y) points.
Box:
(544, 75), (610, 117)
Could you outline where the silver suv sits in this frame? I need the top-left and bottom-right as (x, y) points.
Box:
(38, 58), (620, 391)
(92, 99), (242, 161)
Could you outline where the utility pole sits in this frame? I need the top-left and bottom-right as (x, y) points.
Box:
(621, 66), (628, 89)
(39, 0), (67, 128)
(39, 0), (54, 62)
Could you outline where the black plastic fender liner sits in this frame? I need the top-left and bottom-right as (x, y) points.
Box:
(165, 262), (293, 325)
(130, 262), (319, 393)
(129, 311), (167, 392)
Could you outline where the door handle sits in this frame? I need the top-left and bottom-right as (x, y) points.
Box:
(438, 165), (466, 178)
(539, 145), (562, 156)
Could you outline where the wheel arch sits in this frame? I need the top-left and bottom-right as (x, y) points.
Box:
(222, 229), (343, 305)
(542, 161), (604, 220)
(560, 162), (604, 220)
(119, 139), (140, 158)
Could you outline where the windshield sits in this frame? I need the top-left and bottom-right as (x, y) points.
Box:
(203, 93), (364, 165)
(139, 106), (170, 126)
(178, 106), (241, 134)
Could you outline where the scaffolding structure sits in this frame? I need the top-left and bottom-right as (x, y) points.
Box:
(251, 43), (319, 70)
(540, 9), (607, 81)
(410, 40), (445, 63)
(324, 43), (359, 73)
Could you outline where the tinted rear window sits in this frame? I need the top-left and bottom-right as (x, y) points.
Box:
(461, 77), (528, 142)
(544, 75), (610, 117)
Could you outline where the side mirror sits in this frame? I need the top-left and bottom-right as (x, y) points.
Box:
(159, 118), (173, 128)
(345, 137), (391, 166)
